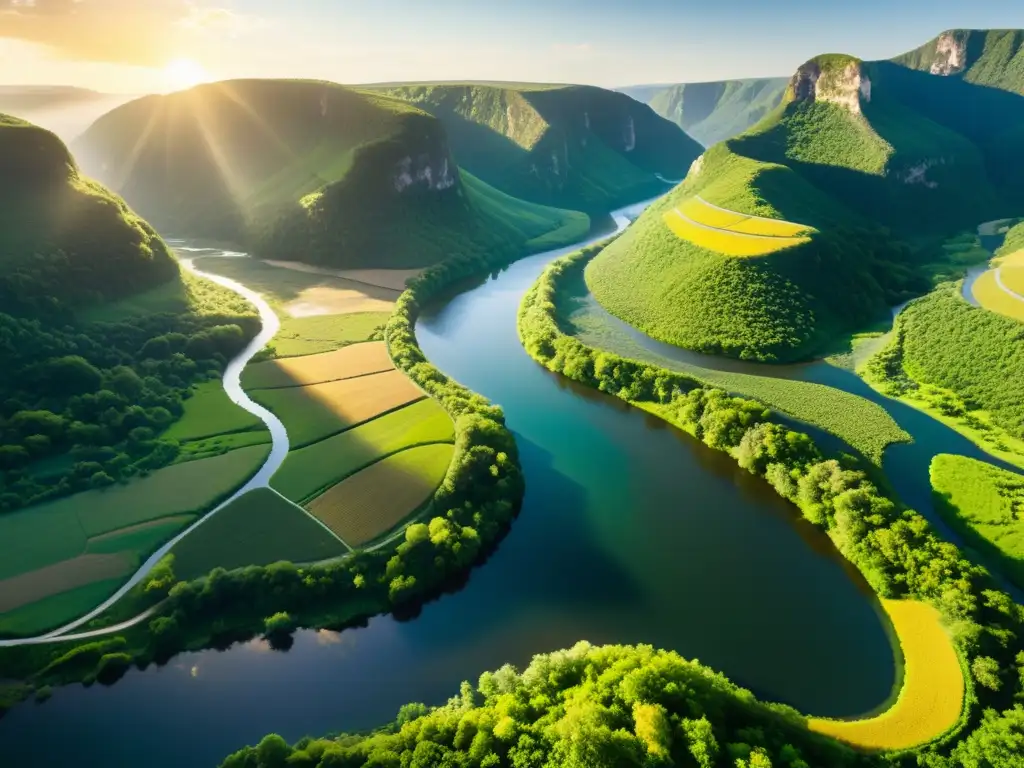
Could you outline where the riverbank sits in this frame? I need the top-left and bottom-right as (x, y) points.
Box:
(517, 241), (1024, 755)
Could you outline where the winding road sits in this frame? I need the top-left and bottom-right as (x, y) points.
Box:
(0, 249), (291, 648)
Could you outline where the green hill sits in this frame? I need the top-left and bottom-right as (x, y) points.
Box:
(0, 114), (176, 315)
(893, 29), (1024, 94)
(75, 79), (591, 268)
(588, 46), (1024, 361)
(622, 77), (789, 147)
(364, 82), (702, 212)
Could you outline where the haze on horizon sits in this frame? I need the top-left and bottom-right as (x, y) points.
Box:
(2, 0), (1024, 95)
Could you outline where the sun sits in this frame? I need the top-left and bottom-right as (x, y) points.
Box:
(163, 58), (210, 92)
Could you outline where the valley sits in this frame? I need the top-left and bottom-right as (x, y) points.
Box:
(2, 13), (1024, 768)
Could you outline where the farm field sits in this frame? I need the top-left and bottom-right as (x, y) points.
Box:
(163, 380), (263, 442)
(176, 429), (272, 462)
(263, 260), (423, 292)
(998, 260), (1024, 297)
(191, 256), (398, 317)
(972, 269), (1024, 322)
(271, 311), (391, 358)
(305, 444), (454, 547)
(663, 196), (812, 257)
(251, 369), (424, 447)
(272, 399), (454, 504)
(0, 445), (269, 635)
(169, 488), (349, 581)
(243, 341), (393, 390)
(931, 454), (1024, 589)
(808, 600), (964, 750)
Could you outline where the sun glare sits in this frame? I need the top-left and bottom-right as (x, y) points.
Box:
(163, 58), (210, 92)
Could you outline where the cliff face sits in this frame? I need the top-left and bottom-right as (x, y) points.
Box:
(790, 57), (871, 114)
(930, 31), (968, 75)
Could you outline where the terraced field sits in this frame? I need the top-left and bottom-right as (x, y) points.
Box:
(243, 341), (393, 389)
(252, 369), (425, 447)
(305, 444), (454, 547)
(809, 600), (964, 750)
(663, 196), (813, 257)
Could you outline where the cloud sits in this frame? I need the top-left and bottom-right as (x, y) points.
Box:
(0, 0), (250, 66)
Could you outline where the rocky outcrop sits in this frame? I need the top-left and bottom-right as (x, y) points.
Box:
(929, 32), (967, 76)
(392, 151), (456, 193)
(790, 58), (872, 114)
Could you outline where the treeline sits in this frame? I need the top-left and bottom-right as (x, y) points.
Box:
(222, 642), (877, 768)
(518, 244), (1024, 765)
(865, 284), (1024, 442)
(0, 300), (259, 511)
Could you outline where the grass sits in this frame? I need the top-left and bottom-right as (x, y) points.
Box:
(163, 380), (263, 442)
(272, 399), (454, 504)
(251, 370), (424, 447)
(243, 342), (393, 390)
(85, 516), (195, 556)
(169, 488), (349, 581)
(306, 444), (454, 547)
(0, 553), (132, 613)
(0, 444), (269, 579)
(176, 429), (271, 462)
(0, 578), (125, 637)
(271, 311), (390, 358)
(809, 600), (964, 750)
(972, 269), (1024, 323)
(930, 454), (1024, 590)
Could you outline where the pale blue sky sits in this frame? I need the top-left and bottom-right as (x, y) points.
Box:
(2, 0), (1024, 92)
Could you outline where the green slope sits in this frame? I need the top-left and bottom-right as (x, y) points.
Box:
(75, 79), (593, 269)
(631, 77), (789, 147)
(365, 82), (702, 212)
(893, 29), (1024, 93)
(0, 113), (176, 314)
(589, 48), (1015, 361)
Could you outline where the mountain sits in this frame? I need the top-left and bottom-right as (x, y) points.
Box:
(620, 78), (789, 147)
(0, 113), (176, 314)
(364, 82), (702, 212)
(893, 29), (1024, 94)
(588, 43), (1024, 362)
(75, 79), (590, 269)
(0, 86), (133, 142)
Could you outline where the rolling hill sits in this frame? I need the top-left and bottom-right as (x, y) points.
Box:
(589, 42), (1024, 362)
(0, 113), (176, 315)
(620, 77), (789, 147)
(364, 82), (702, 212)
(893, 28), (1024, 93)
(75, 79), (591, 268)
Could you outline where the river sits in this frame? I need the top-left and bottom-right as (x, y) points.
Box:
(0, 206), (897, 767)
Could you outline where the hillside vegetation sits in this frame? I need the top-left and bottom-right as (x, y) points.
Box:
(366, 82), (702, 212)
(590, 41), (1024, 361)
(623, 77), (789, 146)
(75, 80), (589, 270)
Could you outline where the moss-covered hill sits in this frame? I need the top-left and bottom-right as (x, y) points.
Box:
(365, 82), (702, 213)
(589, 42), (1024, 362)
(621, 77), (789, 147)
(74, 79), (592, 269)
(0, 114), (177, 315)
(893, 28), (1024, 93)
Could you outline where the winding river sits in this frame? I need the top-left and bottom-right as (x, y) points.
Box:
(0, 206), (915, 766)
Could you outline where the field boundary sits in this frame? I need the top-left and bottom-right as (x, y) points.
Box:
(669, 208), (804, 243)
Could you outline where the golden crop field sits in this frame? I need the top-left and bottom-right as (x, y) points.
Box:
(305, 443), (454, 547)
(973, 270), (1024, 323)
(662, 210), (810, 257)
(252, 369), (425, 446)
(0, 553), (132, 613)
(683, 197), (812, 237)
(808, 600), (964, 750)
(999, 264), (1024, 298)
(243, 341), (394, 389)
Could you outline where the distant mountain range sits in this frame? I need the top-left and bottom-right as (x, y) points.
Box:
(0, 86), (133, 141)
(618, 78), (789, 147)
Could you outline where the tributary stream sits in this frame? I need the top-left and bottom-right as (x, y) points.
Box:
(0, 203), (903, 767)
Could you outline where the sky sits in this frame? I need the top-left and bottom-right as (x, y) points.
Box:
(3, 0), (1024, 94)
